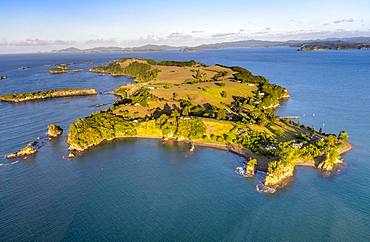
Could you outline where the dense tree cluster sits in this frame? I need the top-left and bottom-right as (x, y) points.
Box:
(231, 66), (269, 85)
(156, 112), (206, 139)
(91, 61), (160, 82)
(146, 59), (198, 67)
(67, 110), (136, 151)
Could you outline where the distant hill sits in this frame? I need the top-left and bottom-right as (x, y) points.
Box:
(181, 40), (287, 52)
(56, 44), (180, 53)
(181, 37), (370, 52)
(55, 37), (370, 53)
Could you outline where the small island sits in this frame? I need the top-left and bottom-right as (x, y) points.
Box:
(299, 42), (370, 51)
(0, 88), (97, 103)
(5, 144), (37, 159)
(49, 64), (82, 74)
(66, 58), (351, 191)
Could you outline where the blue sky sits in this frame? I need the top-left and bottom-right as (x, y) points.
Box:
(1, 0), (370, 52)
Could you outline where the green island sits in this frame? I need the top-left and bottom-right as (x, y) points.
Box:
(0, 88), (97, 103)
(66, 58), (351, 190)
(49, 64), (82, 74)
(5, 144), (37, 159)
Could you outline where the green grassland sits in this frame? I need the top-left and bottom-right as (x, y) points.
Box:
(67, 58), (350, 189)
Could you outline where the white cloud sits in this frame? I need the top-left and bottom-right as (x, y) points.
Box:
(191, 30), (204, 33)
(167, 32), (193, 39)
(212, 32), (237, 38)
(6, 38), (75, 46)
(333, 18), (354, 24)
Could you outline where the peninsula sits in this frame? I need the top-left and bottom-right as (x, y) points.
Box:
(0, 88), (97, 103)
(67, 58), (351, 191)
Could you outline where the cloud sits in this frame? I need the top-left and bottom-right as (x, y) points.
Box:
(323, 18), (354, 26)
(251, 31), (270, 35)
(8, 38), (75, 46)
(0, 38), (8, 46)
(167, 32), (192, 39)
(333, 18), (354, 24)
(212, 32), (237, 38)
(84, 38), (118, 45)
(239, 29), (245, 32)
(191, 30), (204, 33)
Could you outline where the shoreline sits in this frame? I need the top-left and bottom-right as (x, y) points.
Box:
(69, 134), (352, 174)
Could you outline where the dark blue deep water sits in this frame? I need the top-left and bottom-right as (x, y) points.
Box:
(0, 49), (369, 241)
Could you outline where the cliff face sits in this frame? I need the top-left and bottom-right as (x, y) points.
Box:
(264, 165), (295, 187)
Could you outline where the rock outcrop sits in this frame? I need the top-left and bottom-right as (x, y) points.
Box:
(264, 165), (295, 188)
(48, 124), (63, 138)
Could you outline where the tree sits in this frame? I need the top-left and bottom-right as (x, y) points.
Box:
(192, 69), (206, 81)
(338, 131), (349, 142)
(217, 108), (226, 120)
(220, 90), (227, 98)
(182, 106), (190, 116)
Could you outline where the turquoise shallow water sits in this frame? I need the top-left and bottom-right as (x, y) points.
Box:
(0, 49), (369, 241)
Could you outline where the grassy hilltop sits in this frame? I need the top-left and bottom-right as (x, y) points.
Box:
(67, 58), (350, 190)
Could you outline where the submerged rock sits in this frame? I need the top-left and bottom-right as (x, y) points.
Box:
(5, 145), (37, 159)
(48, 124), (63, 138)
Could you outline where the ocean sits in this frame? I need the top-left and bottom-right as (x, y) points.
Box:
(0, 48), (369, 241)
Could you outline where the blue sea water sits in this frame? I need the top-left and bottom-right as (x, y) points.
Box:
(0, 48), (369, 241)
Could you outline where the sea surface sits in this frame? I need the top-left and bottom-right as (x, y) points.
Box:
(0, 48), (369, 241)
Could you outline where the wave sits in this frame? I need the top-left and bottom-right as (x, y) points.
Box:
(0, 160), (20, 167)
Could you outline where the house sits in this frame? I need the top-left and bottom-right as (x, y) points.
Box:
(311, 135), (324, 142)
(291, 142), (303, 148)
(265, 144), (277, 151)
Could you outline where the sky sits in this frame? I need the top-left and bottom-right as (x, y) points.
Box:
(1, 0), (370, 53)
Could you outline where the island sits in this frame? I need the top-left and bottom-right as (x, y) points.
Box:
(299, 42), (370, 51)
(64, 58), (351, 192)
(48, 64), (82, 74)
(0, 88), (97, 103)
(5, 144), (37, 159)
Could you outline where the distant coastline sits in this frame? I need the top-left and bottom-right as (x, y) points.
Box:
(52, 37), (370, 54)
